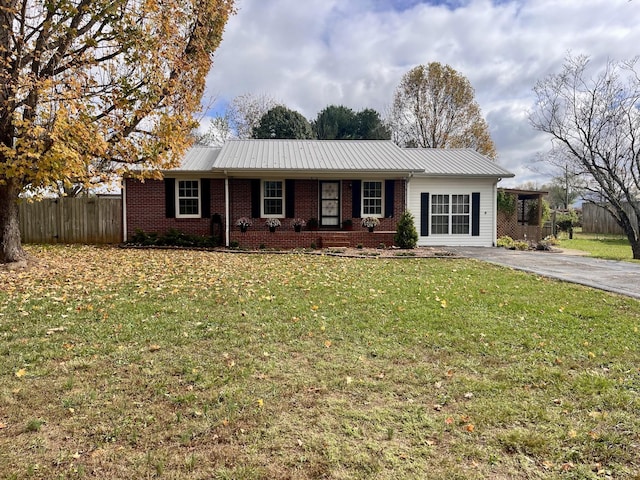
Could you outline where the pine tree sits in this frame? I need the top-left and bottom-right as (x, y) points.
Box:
(394, 211), (418, 249)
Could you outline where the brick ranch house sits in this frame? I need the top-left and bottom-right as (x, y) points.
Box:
(123, 139), (514, 249)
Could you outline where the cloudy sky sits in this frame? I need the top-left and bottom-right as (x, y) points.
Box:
(203, 0), (640, 187)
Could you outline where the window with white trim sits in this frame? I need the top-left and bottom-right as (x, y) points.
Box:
(431, 194), (449, 234)
(176, 180), (200, 218)
(362, 181), (383, 217)
(262, 180), (284, 217)
(451, 194), (470, 234)
(431, 194), (470, 235)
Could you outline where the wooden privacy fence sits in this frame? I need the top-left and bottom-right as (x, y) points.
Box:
(19, 196), (122, 244)
(582, 202), (637, 235)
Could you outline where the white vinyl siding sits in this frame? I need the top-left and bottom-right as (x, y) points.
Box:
(407, 177), (497, 247)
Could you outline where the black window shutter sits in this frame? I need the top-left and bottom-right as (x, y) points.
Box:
(285, 179), (295, 218)
(165, 178), (175, 218)
(352, 180), (361, 218)
(200, 179), (211, 218)
(472, 192), (480, 236)
(385, 180), (395, 218)
(420, 192), (429, 236)
(251, 179), (261, 218)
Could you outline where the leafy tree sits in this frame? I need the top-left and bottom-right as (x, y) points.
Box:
(313, 105), (390, 140)
(355, 109), (391, 140)
(389, 62), (496, 159)
(0, 0), (235, 263)
(394, 211), (418, 249)
(530, 54), (640, 258)
(314, 105), (357, 139)
(252, 106), (313, 139)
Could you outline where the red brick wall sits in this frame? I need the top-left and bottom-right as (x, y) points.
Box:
(229, 230), (396, 249)
(126, 177), (407, 248)
(125, 177), (226, 239)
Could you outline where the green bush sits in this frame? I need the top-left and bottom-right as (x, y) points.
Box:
(556, 209), (579, 232)
(497, 191), (517, 215)
(497, 236), (514, 248)
(526, 199), (550, 225)
(128, 229), (218, 248)
(513, 240), (530, 250)
(394, 211), (418, 249)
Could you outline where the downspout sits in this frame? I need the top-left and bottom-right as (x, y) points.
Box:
(405, 173), (413, 214)
(492, 181), (498, 246)
(225, 174), (230, 247)
(122, 178), (127, 243)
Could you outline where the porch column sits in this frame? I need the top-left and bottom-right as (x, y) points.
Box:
(225, 176), (230, 247)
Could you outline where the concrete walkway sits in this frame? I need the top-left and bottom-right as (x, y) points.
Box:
(450, 247), (640, 300)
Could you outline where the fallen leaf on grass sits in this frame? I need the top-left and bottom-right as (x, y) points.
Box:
(148, 344), (161, 352)
(465, 424), (475, 433)
(561, 462), (574, 472)
(14, 368), (26, 378)
(46, 326), (65, 335)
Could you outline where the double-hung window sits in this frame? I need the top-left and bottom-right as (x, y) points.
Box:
(431, 194), (449, 234)
(362, 181), (383, 217)
(263, 180), (284, 217)
(451, 194), (470, 234)
(431, 194), (470, 235)
(176, 180), (200, 218)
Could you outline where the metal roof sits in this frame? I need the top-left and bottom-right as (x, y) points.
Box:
(403, 148), (515, 178)
(167, 144), (221, 171)
(163, 141), (514, 179)
(214, 139), (419, 172)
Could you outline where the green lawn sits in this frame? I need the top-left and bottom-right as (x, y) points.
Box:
(1, 245), (640, 479)
(558, 231), (637, 261)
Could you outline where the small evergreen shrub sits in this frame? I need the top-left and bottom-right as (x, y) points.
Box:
(394, 211), (418, 249)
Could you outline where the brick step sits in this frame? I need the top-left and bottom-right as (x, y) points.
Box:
(320, 235), (351, 248)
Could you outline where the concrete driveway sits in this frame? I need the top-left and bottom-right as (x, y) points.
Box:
(451, 247), (640, 300)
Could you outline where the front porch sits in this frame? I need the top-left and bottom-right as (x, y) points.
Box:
(229, 229), (396, 249)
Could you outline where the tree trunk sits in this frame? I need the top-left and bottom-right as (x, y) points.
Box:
(0, 178), (27, 264)
(614, 207), (640, 260)
(630, 239), (640, 260)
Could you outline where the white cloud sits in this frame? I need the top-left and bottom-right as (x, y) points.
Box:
(205, 0), (640, 187)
